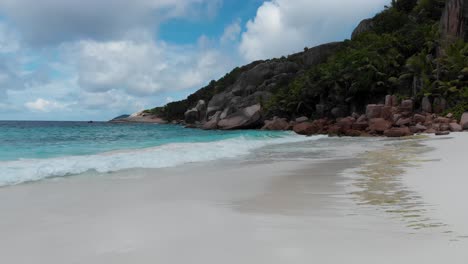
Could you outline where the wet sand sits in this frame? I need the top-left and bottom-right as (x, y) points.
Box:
(404, 133), (468, 239)
(0, 137), (467, 263)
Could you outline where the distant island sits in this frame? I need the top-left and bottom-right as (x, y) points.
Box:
(110, 113), (167, 124)
(110, 114), (130, 121)
(117, 0), (468, 137)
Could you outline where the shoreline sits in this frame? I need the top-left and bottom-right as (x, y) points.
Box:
(0, 131), (322, 187)
(110, 105), (468, 139)
(1, 135), (467, 263)
(0, 158), (360, 263)
(403, 133), (468, 239)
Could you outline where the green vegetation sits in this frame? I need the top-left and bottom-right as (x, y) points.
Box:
(438, 41), (468, 119)
(267, 0), (467, 118)
(146, 0), (467, 121)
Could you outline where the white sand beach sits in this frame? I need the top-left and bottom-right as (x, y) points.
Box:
(0, 135), (467, 264)
(404, 133), (468, 238)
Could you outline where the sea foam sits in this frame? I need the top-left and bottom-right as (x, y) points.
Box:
(0, 133), (325, 186)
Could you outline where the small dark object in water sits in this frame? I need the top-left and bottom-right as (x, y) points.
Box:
(88, 121), (94, 124)
(435, 131), (450, 136)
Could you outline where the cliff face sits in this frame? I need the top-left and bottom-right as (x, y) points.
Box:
(440, 0), (468, 43)
(109, 111), (167, 123)
(199, 42), (342, 129)
(351, 19), (374, 39)
(145, 42), (342, 129)
(143, 0), (468, 130)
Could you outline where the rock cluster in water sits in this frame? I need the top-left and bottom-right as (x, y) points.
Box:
(171, 95), (468, 138)
(272, 95), (468, 137)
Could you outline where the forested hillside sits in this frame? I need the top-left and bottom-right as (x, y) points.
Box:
(143, 0), (467, 125)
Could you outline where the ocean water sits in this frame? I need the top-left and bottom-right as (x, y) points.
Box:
(0, 121), (319, 186)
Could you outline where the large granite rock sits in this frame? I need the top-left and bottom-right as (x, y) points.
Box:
(366, 104), (384, 119)
(421, 96), (432, 113)
(412, 124), (428, 133)
(231, 61), (299, 98)
(440, 0), (468, 43)
(351, 18), (374, 39)
(220, 106), (237, 120)
(202, 111), (221, 130)
(381, 106), (393, 120)
(300, 42), (343, 67)
(218, 104), (263, 130)
(179, 41), (343, 128)
(396, 117), (412, 127)
(295, 116), (309, 123)
(400, 99), (414, 112)
(109, 112), (167, 124)
(293, 122), (319, 136)
(110, 114), (130, 121)
(336, 117), (355, 131)
(369, 118), (392, 133)
(205, 60), (301, 121)
(202, 43), (343, 129)
(413, 114), (426, 124)
(434, 117), (451, 124)
(460, 112), (468, 130)
(185, 100), (207, 124)
(352, 121), (369, 131)
(449, 123), (462, 132)
(432, 98), (447, 114)
(385, 95), (393, 107)
(262, 117), (290, 130)
(195, 100), (207, 117)
(184, 109), (199, 124)
(206, 93), (229, 119)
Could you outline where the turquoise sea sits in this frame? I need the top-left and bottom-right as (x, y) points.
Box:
(0, 121), (314, 186)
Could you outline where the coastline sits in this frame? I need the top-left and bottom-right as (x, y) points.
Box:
(113, 98), (468, 140)
(109, 114), (168, 124)
(0, 135), (467, 263)
(0, 1), (465, 262)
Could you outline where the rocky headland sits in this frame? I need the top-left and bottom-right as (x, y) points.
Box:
(124, 0), (468, 138)
(110, 112), (167, 124)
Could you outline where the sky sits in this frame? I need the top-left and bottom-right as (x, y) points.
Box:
(0, 0), (389, 121)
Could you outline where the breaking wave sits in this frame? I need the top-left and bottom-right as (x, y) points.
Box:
(0, 133), (325, 186)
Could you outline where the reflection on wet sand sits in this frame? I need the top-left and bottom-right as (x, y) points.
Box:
(349, 136), (450, 233)
(233, 159), (357, 216)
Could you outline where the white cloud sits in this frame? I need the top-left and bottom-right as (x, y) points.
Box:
(239, 0), (389, 61)
(0, 0), (392, 121)
(61, 36), (232, 97)
(7, 76), (154, 119)
(0, 0), (221, 45)
(25, 98), (67, 112)
(0, 22), (236, 120)
(0, 102), (18, 112)
(0, 22), (20, 53)
(0, 0), (234, 120)
(76, 90), (146, 111)
(221, 19), (242, 44)
(0, 60), (24, 94)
